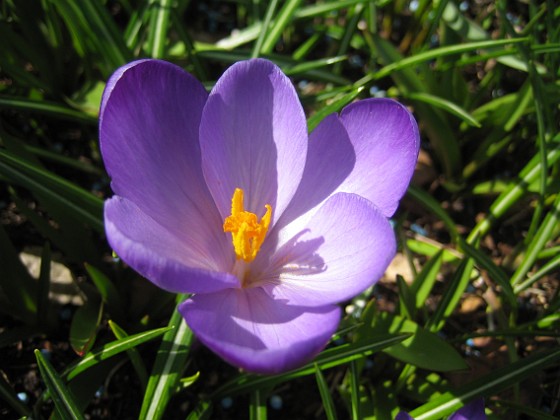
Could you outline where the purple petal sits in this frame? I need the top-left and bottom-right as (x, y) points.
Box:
(338, 98), (420, 217)
(100, 59), (231, 269)
(395, 413), (414, 420)
(280, 98), (419, 228)
(105, 196), (240, 293)
(199, 59), (308, 226)
(179, 288), (341, 374)
(449, 399), (486, 420)
(254, 192), (396, 307)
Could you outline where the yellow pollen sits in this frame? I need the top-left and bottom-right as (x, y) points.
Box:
(223, 188), (272, 263)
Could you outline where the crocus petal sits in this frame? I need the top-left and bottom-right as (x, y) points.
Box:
(199, 58), (308, 225)
(105, 196), (240, 293)
(280, 98), (419, 230)
(338, 98), (420, 217)
(100, 59), (232, 271)
(449, 399), (486, 420)
(179, 288), (341, 374)
(254, 192), (396, 307)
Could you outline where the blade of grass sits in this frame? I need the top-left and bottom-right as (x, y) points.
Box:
(35, 349), (84, 420)
(314, 364), (338, 420)
(108, 320), (149, 392)
(147, 0), (173, 58)
(140, 296), (194, 420)
(410, 348), (560, 420)
(62, 326), (172, 381)
(406, 92), (481, 127)
(251, 0), (280, 58)
(260, 0), (302, 54)
(211, 333), (409, 398)
(249, 388), (267, 420)
(510, 193), (560, 286)
(0, 96), (97, 124)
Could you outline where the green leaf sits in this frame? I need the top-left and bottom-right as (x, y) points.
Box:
(86, 264), (125, 322)
(35, 349), (84, 419)
(70, 293), (103, 355)
(371, 312), (468, 372)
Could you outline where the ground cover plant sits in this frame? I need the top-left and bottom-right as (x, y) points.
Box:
(0, 0), (559, 418)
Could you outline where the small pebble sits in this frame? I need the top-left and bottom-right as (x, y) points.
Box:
(221, 397), (233, 409)
(269, 394), (283, 410)
(95, 386), (104, 398)
(17, 392), (29, 403)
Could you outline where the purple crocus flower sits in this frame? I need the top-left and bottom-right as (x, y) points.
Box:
(100, 58), (419, 374)
(396, 399), (487, 420)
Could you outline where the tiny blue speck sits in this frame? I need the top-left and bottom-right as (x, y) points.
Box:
(466, 338), (475, 347)
(459, 1), (469, 12)
(95, 386), (104, 398)
(410, 223), (427, 236)
(409, 0), (419, 12)
(40, 348), (51, 361)
(221, 397), (233, 409)
(269, 394), (283, 410)
(17, 392), (29, 403)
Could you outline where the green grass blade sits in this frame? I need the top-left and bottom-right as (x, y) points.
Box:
(409, 250), (444, 313)
(427, 257), (475, 332)
(140, 297), (194, 420)
(458, 239), (516, 308)
(514, 253), (560, 293)
(468, 138), (560, 241)
(406, 92), (481, 127)
(410, 348), (560, 420)
(307, 87), (364, 132)
(0, 149), (103, 232)
(260, 0), (302, 54)
(35, 349), (84, 419)
(349, 360), (360, 420)
(249, 388), (268, 420)
(294, 0), (366, 19)
(510, 193), (560, 286)
(62, 326), (172, 381)
(212, 333), (409, 398)
(314, 363), (338, 420)
(407, 186), (459, 241)
(147, 0), (173, 58)
(251, 0), (280, 58)
(0, 369), (31, 417)
(108, 320), (149, 392)
(0, 96), (97, 124)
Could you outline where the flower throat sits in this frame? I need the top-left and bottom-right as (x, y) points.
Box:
(223, 188), (272, 263)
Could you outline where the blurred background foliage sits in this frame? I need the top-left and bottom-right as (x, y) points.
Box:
(0, 0), (559, 418)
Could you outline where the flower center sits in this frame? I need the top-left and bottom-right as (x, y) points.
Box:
(223, 188), (272, 263)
